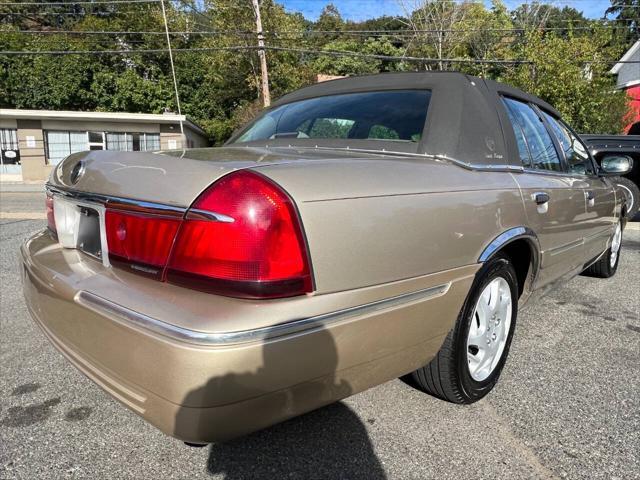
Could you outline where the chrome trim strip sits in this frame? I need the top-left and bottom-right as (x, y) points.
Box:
(47, 184), (232, 222)
(520, 167), (594, 179)
(434, 155), (524, 173)
(185, 208), (235, 223)
(262, 146), (524, 172)
(47, 185), (186, 218)
(479, 226), (537, 262)
(75, 283), (451, 346)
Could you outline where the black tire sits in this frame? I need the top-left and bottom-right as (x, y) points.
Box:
(613, 176), (640, 219)
(582, 221), (622, 278)
(411, 254), (518, 404)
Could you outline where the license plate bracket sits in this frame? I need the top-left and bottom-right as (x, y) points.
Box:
(77, 206), (103, 260)
(53, 195), (110, 267)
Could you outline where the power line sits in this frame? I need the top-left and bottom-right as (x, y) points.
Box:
(4, 23), (634, 37)
(160, 0), (184, 140)
(1, 45), (637, 67)
(0, 0), (157, 4)
(5, 29), (254, 35)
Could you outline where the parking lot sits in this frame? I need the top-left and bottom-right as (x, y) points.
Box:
(1, 190), (638, 480)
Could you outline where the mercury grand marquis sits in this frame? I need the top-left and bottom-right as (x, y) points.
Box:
(22, 72), (630, 444)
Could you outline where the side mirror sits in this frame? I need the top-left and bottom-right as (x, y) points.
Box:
(600, 154), (633, 176)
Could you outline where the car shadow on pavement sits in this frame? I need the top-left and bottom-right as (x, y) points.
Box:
(175, 327), (386, 479)
(206, 401), (385, 479)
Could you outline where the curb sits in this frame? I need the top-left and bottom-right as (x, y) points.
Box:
(0, 183), (46, 193)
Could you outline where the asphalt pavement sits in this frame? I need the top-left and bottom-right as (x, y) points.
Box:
(1, 192), (638, 480)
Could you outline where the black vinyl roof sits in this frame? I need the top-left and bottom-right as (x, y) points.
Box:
(239, 72), (564, 168)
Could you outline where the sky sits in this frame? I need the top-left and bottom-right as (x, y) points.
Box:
(280, 0), (612, 21)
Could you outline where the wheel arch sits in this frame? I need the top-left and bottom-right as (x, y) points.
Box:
(478, 227), (540, 300)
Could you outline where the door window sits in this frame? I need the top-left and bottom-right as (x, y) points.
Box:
(502, 97), (562, 172)
(503, 105), (533, 168)
(541, 112), (594, 175)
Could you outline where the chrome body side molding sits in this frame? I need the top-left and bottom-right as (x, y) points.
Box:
(75, 283), (451, 346)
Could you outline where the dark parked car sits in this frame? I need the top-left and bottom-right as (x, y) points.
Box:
(581, 134), (640, 219)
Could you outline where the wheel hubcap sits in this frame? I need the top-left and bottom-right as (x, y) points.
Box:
(466, 277), (512, 382)
(610, 223), (622, 268)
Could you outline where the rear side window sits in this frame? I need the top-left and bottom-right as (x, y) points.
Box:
(233, 90), (430, 144)
(502, 97), (562, 172)
(541, 112), (594, 175)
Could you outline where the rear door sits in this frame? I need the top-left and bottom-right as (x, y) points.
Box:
(501, 97), (588, 288)
(539, 112), (617, 263)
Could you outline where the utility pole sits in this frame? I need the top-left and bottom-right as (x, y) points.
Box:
(251, 0), (271, 107)
(160, 0), (185, 148)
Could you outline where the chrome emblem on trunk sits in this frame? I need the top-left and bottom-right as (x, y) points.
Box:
(70, 161), (86, 185)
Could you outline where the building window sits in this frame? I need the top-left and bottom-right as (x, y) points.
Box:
(106, 132), (133, 151)
(0, 128), (18, 150)
(45, 130), (162, 163)
(106, 132), (160, 152)
(1, 128), (21, 173)
(45, 131), (88, 165)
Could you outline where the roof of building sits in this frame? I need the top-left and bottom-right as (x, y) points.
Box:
(0, 108), (207, 136)
(610, 40), (640, 75)
(610, 40), (640, 90)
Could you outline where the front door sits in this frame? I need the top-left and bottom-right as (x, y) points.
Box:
(501, 97), (588, 288)
(538, 112), (617, 264)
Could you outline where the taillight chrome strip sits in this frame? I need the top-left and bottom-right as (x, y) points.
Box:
(46, 184), (232, 221)
(47, 184), (185, 218)
(185, 208), (235, 223)
(75, 282), (451, 346)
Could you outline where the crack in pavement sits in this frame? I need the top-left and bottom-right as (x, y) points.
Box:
(479, 401), (559, 479)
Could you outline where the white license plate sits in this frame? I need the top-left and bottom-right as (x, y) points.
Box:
(53, 196), (110, 266)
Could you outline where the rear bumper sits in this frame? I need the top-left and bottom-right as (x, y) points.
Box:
(21, 230), (477, 443)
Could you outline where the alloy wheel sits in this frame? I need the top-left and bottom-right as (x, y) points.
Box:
(466, 277), (513, 382)
(610, 222), (622, 268)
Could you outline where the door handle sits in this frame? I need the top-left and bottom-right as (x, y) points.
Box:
(533, 192), (550, 205)
(585, 191), (595, 207)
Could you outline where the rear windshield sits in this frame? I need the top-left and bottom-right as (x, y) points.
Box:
(232, 90), (431, 144)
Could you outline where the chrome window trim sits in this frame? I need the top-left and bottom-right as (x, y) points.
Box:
(259, 146), (523, 172)
(518, 167), (595, 179)
(75, 283), (451, 346)
(434, 155), (524, 173)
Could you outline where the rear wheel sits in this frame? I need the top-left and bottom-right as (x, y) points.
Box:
(613, 177), (639, 219)
(411, 254), (518, 403)
(582, 221), (622, 278)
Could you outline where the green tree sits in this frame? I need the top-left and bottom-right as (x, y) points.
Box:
(503, 30), (630, 133)
(606, 0), (640, 42)
(312, 38), (402, 76)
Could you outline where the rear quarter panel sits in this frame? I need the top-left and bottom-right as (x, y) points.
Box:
(254, 158), (527, 294)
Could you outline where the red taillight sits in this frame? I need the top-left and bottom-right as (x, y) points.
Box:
(45, 193), (56, 233)
(105, 210), (180, 277)
(166, 170), (312, 298)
